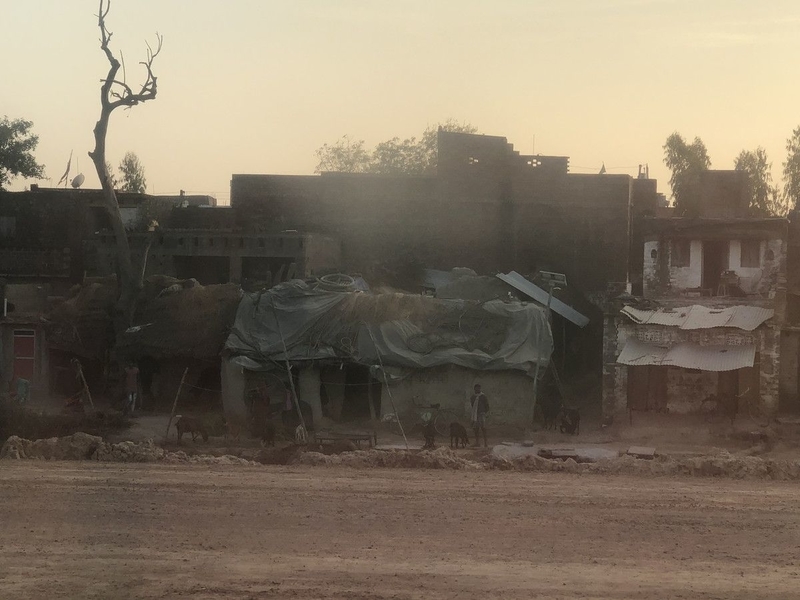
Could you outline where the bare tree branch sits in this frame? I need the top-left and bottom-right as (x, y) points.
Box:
(88, 0), (163, 332)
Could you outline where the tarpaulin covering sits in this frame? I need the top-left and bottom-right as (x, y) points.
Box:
(224, 280), (553, 376)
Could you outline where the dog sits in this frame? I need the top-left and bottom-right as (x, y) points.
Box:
(422, 420), (436, 449)
(449, 422), (469, 449)
(175, 415), (209, 445)
(261, 420), (276, 447)
(224, 416), (247, 444)
(558, 407), (580, 435)
(295, 424), (308, 444)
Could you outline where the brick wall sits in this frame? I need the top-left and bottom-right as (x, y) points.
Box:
(230, 139), (643, 293)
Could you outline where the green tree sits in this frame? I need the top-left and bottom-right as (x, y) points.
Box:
(315, 120), (479, 175)
(663, 132), (711, 216)
(0, 116), (46, 189)
(118, 151), (147, 193)
(314, 135), (371, 173)
(370, 136), (420, 175)
(782, 126), (800, 213)
(734, 147), (785, 216)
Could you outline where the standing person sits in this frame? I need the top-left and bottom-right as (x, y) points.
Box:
(470, 383), (489, 447)
(124, 363), (140, 415)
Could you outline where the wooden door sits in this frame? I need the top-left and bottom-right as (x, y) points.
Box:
(648, 366), (668, 412)
(627, 365), (649, 411)
(13, 329), (36, 381)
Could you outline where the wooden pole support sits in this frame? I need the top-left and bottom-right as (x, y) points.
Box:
(165, 367), (189, 441)
(76, 362), (94, 409)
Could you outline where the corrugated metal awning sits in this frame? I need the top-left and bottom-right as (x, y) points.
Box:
(617, 338), (755, 372)
(621, 305), (773, 331)
(496, 271), (590, 327)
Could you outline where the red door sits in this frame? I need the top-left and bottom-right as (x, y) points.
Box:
(13, 329), (36, 381)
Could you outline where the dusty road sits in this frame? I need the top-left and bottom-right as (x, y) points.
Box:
(0, 463), (799, 599)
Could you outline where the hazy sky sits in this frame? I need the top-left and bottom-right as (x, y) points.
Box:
(3, 0), (800, 204)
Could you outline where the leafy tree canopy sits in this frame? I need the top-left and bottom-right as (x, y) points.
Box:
(0, 116), (46, 190)
(315, 119), (478, 175)
(663, 132), (710, 216)
(734, 147), (788, 216)
(118, 151), (147, 193)
(782, 126), (800, 214)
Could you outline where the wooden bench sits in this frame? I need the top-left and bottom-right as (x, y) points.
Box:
(313, 431), (377, 449)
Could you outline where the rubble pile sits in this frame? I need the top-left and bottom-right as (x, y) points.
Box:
(94, 439), (165, 462)
(294, 447), (484, 470)
(487, 451), (800, 480)
(0, 433), (250, 465)
(4, 433), (800, 479)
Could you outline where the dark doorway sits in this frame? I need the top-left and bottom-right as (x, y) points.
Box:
(340, 365), (381, 421)
(702, 240), (728, 295)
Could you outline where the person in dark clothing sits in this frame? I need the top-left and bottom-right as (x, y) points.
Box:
(470, 383), (489, 447)
(124, 364), (140, 414)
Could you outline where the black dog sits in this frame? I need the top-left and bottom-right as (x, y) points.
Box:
(558, 407), (580, 435)
(422, 420), (437, 449)
(449, 422), (469, 449)
(541, 396), (562, 431)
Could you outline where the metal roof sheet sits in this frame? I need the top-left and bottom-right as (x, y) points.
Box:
(621, 305), (773, 331)
(617, 338), (755, 372)
(496, 271), (590, 327)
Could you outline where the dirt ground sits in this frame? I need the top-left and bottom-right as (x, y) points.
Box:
(1, 463), (799, 600)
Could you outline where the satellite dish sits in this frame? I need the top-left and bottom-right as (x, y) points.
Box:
(70, 173), (85, 189)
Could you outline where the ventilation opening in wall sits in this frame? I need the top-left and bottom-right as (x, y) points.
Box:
(650, 248), (658, 260)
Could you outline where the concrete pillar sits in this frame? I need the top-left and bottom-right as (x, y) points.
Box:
(299, 367), (323, 425)
(221, 358), (248, 420)
(321, 367), (345, 421)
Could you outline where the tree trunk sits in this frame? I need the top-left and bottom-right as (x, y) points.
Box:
(89, 112), (140, 335)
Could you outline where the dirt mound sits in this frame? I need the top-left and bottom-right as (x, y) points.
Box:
(486, 451), (800, 480)
(1, 432), (102, 460)
(1, 434), (163, 462)
(1, 434), (250, 465)
(5, 434), (800, 479)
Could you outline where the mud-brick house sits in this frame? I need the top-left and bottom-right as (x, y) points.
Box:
(221, 280), (553, 428)
(603, 213), (788, 419)
(115, 279), (243, 409)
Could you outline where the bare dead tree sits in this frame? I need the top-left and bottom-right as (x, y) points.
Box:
(88, 0), (162, 333)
